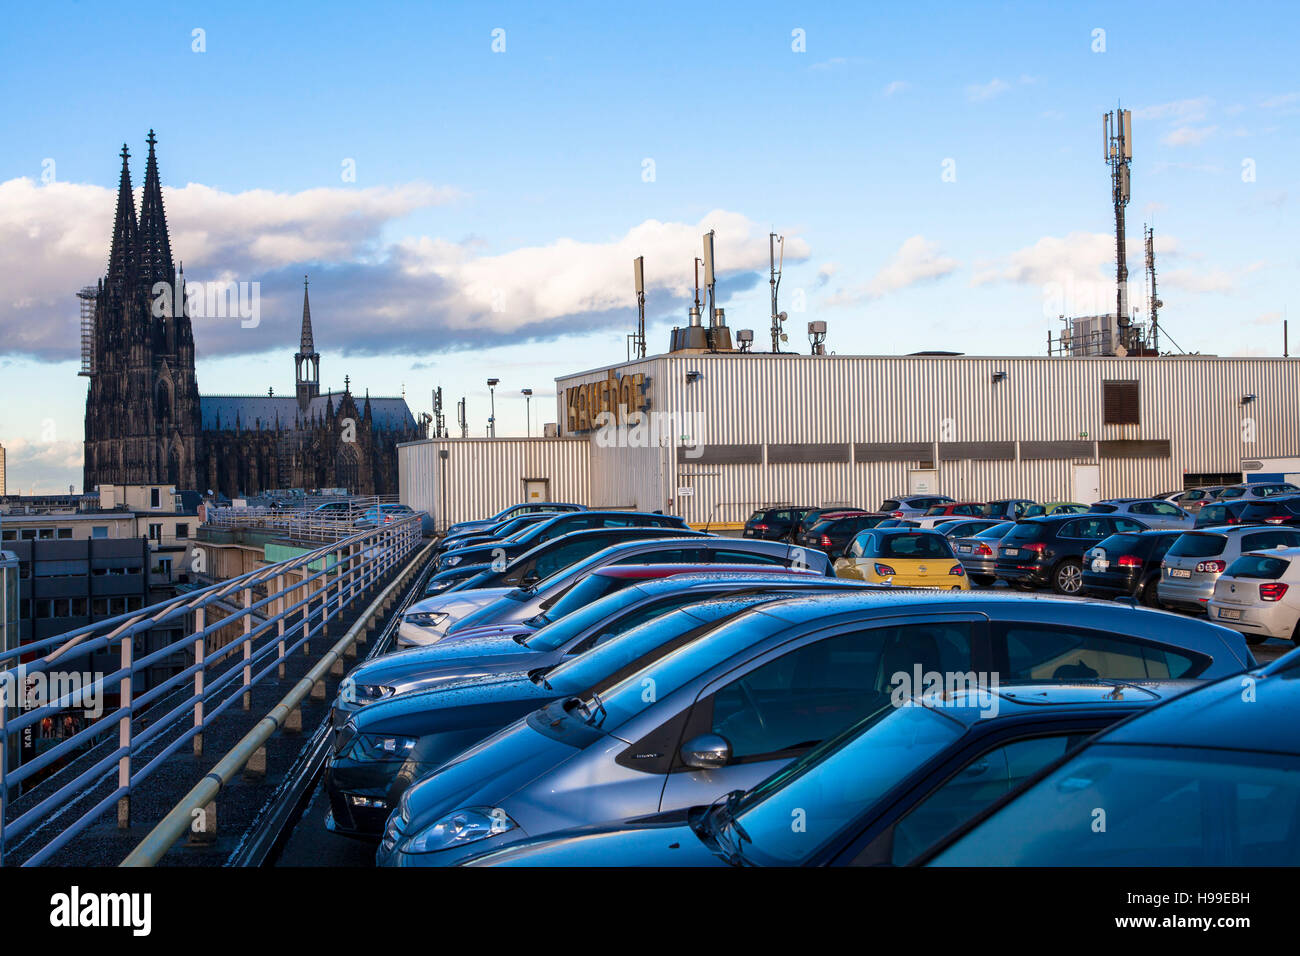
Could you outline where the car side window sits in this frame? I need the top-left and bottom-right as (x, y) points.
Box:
(996, 623), (1207, 681)
(1112, 517), (1146, 533)
(1241, 530), (1299, 551)
(710, 549), (786, 566)
(879, 733), (1090, 865)
(612, 547), (706, 566)
(569, 595), (704, 655)
(702, 621), (974, 763)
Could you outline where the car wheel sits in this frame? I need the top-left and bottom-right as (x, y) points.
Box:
(1140, 577), (1160, 608)
(1053, 559), (1084, 595)
(1292, 619), (1300, 647)
(971, 574), (995, 587)
(1245, 633), (1268, 646)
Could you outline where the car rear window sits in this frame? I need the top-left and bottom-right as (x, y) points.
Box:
(1094, 532), (1143, 554)
(1218, 487), (1245, 499)
(1003, 522), (1049, 544)
(879, 500), (902, 512)
(878, 533), (954, 559)
(747, 510), (767, 522)
(1088, 504), (1118, 513)
(975, 522), (1014, 539)
(1241, 501), (1290, 520)
(1226, 554), (1291, 579)
(1168, 533), (1227, 558)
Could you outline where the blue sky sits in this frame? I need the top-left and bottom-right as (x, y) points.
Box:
(1, 0), (1297, 492)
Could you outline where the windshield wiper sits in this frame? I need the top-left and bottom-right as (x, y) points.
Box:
(528, 666), (554, 690)
(694, 790), (750, 866)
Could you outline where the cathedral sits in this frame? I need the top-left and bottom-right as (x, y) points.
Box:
(82, 133), (424, 498)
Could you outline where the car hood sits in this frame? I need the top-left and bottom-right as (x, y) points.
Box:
(353, 672), (559, 736)
(461, 818), (725, 867)
(348, 632), (543, 689)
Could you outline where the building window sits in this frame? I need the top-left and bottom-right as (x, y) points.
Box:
(1, 529), (14, 541)
(37, 528), (54, 540)
(70, 597), (87, 616)
(92, 598), (109, 616)
(176, 523), (189, 539)
(150, 488), (161, 508)
(92, 526), (109, 539)
(1102, 379), (1140, 425)
(20, 529), (37, 540)
(148, 523), (163, 540)
(52, 599), (70, 618)
(57, 527), (73, 539)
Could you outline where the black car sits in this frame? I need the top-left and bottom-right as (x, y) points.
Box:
(996, 513), (1149, 594)
(790, 507), (869, 543)
(742, 507), (814, 541)
(435, 511), (690, 572)
(1237, 495), (1300, 528)
(1194, 498), (1252, 529)
(424, 563), (493, 596)
(796, 513), (888, 555)
(436, 512), (560, 556)
(919, 652), (1300, 866)
(1081, 529), (1183, 605)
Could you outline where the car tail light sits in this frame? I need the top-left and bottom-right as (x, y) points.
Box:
(1195, 560), (1227, 573)
(753, 523), (769, 531)
(1022, 542), (1046, 554)
(890, 511), (904, 518)
(1117, 554), (1143, 567)
(874, 563), (896, 576)
(949, 565), (965, 576)
(1260, 582), (1289, 601)
(1266, 517), (1285, 525)
(820, 535), (833, 548)
(974, 543), (993, 556)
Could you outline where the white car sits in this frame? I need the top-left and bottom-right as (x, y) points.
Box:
(1207, 546), (1300, 645)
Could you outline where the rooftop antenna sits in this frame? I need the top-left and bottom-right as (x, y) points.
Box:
(769, 232), (786, 353)
(457, 396), (468, 438)
(702, 230), (718, 330)
(1104, 106), (1134, 353)
(1144, 224), (1161, 354)
(629, 256), (647, 361)
(433, 386), (446, 437)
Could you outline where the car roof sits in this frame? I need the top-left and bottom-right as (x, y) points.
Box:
(590, 563), (816, 580)
(1097, 662), (1300, 756)
(1239, 545), (1300, 558)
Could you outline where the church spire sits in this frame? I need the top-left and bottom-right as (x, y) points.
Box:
(295, 274), (321, 410)
(136, 130), (174, 292)
(106, 143), (137, 293)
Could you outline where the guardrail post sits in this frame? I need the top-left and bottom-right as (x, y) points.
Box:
(274, 573), (286, 680)
(194, 606), (205, 757)
(1, 692), (8, 867)
(301, 568), (311, 656)
(242, 588), (253, 710)
(118, 630), (133, 829)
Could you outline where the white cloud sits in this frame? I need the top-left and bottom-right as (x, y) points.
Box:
(825, 236), (957, 305)
(1133, 97), (1211, 122)
(882, 80), (909, 97)
(966, 78), (1010, 102)
(1163, 125), (1218, 147)
(1260, 92), (1300, 110)
(1163, 261), (1266, 294)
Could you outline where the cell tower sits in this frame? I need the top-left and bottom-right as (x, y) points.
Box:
(457, 396), (468, 438)
(1104, 108), (1133, 352)
(1145, 224), (1162, 354)
(77, 286), (97, 376)
(627, 256), (646, 361)
(432, 386), (447, 438)
(769, 232), (787, 353)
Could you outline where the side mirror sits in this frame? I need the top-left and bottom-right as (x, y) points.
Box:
(679, 733), (731, 770)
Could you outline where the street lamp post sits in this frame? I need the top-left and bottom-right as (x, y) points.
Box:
(486, 378), (499, 437)
(521, 388), (533, 437)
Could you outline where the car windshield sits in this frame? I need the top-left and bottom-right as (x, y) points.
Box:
(718, 703), (964, 865)
(529, 573), (637, 626)
(1219, 487), (1246, 499)
(1226, 554), (1291, 579)
(523, 583), (652, 652)
(1168, 533), (1227, 558)
(974, 522), (1014, 539)
(927, 743), (1300, 866)
(876, 533), (953, 559)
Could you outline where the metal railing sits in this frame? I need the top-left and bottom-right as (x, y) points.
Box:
(0, 514), (423, 867)
(203, 496), (407, 543)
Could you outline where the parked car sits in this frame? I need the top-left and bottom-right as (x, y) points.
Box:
(1175, 486), (1225, 513)
(1020, 501), (1089, 518)
(742, 507), (815, 541)
(931, 518), (1005, 540)
(443, 502), (585, 538)
(424, 563), (493, 597)
(914, 502), (987, 528)
(376, 590), (1254, 866)
(435, 511), (689, 571)
(996, 513), (1148, 595)
(1194, 498), (1253, 529)
(1158, 525), (1300, 614)
(951, 521), (1016, 586)
(919, 654), (1300, 866)
(454, 680), (1194, 867)
(833, 529), (968, 589)
(795, 512), (888, 555)
(398, 534), (833, 647)
(436, 512), (559, 556)
(790, 508), (867, 544)
(1082, 529), (1183, 606)
(1208, 546), (1300, 645)
(325, 575), (868, 837)
(1237, 496), (1300, 528)
(1215, 481), (1300, 503)
(875, 518), (921, 529)
(984, 499), (1036, 521)
(879, 495), (955, 518)
(1086, 498), (1194, 530)
(355, 503), (420, 529)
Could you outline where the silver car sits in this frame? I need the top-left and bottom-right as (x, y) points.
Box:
(1158, 525), (1300, 613)
(951, 521), (1015, 586)
(1089, 498), (1195, 530)
(398, 536), (834, 647)
(879, 495), (954, 518)
(377, 590), (1253, 866)
(1215, 482), (1300, 504)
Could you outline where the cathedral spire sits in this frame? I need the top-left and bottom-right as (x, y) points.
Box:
(106, 143), (137, 292)
(299, 274), (316, 353)
(295, 274), (321, 410)
(136, 130), (174, 292)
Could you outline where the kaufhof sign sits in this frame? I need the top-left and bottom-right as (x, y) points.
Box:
(565, 370), (648, 433)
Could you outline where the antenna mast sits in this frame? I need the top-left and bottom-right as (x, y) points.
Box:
(1104, 107), (1134, 352)
(433, 386), (446, 437)
(1145, 224), (1161, 355)
(629, 256), (646, 361)
(769, 232), (786, 353)
(457, 396), (468, 438)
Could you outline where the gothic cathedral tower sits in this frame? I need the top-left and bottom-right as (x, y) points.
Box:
(83, 132), (203, 492)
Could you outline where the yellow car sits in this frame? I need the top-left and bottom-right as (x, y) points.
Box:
(834, 528), (970, 589)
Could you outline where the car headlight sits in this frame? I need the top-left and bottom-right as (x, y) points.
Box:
(405, 806), (518, 853)
(349, 733), (418, 762)
(405, 611), (447, 627)
(354, 683), (395, 702)
(444, 555), (462, 567)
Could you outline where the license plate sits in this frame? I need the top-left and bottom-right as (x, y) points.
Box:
(958, 545), (971, 553)
(1091, 559), (1108, 572)
(1217, 607), (1241, 620)
(1169, 568), (1191, 578)
(1004, 548), (1019, 556)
